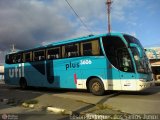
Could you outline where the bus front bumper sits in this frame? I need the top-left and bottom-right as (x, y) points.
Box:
(137, 80), (155, 91)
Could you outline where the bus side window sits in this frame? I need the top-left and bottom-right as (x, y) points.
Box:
(82, 42), (92, 56)
(47, 47), (61, 60)
(10, 54), (21, 63)
(11, 55), (16, 63)
(81, 40), (100, 56)
(5, 55), (11, 64)
(64, 44), (79, 58)
(15, 54), (22, 63)
(33, 50), (45, 61)
(24, 52), (32, 62)
(6, 54), (13, 64)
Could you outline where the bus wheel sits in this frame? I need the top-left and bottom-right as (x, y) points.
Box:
(20, 78), (27, 89)
(89, 78), (105, 96)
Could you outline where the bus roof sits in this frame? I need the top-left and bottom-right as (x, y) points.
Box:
(8, 32), (124, 54)
(50, 32), (126, 46)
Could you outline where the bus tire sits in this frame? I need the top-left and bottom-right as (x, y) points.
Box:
(89, 78), (105, 96)
(20, 78), (27, 89)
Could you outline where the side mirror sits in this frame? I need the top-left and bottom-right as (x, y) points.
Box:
(130, 43), (143, 58)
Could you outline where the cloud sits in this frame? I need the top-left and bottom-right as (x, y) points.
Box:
(0, 0), (156, 64)
(0, 0), (141, 51)
(111, 0), (138, 21)
(0, 0), (79, 51)
(0, 0), (102, 63)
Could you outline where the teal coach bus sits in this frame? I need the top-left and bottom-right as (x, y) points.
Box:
(4, 33), (154, 95)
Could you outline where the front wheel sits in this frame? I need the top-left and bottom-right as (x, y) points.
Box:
(89, 78), (105, 96)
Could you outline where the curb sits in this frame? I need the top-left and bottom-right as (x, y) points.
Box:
(22, 103), (35, 108)
(47, 107), (72, 115)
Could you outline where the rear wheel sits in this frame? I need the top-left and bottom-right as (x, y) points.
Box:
(89, 78), (105, 96)
(20, 78), (27, 89)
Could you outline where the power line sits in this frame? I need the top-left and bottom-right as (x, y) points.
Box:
(65, 0), (93, 35)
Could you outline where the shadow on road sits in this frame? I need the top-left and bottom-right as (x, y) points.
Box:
(118, 86), (160, 96)
(4, 83), (159, 96)
(70, 91), (121, 115)
(8, 86), (89, 95)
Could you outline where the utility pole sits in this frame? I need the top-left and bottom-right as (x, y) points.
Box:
(106, 0), (112, 34)
(11, 44), (16, 53)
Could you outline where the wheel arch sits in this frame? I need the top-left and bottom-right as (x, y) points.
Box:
(19, 77), (26, 83)
(19, 77), (28, 89)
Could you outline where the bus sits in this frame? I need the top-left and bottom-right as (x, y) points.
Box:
(4, 33), (154, 95)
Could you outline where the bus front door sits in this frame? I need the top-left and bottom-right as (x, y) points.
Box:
(117, 48), (136, 91)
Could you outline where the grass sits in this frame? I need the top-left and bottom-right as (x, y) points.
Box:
(96, 104), (113, 110)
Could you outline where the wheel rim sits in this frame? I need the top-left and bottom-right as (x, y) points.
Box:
(92, 82), (101, 92)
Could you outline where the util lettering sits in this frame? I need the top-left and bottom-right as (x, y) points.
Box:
(9, 64), (24, 78)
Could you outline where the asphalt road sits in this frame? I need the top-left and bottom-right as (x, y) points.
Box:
(49, 85), (160, 114)
(0, 81), (160, 119)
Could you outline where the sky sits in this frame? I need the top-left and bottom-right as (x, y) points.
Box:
(0, 0), (160, 64)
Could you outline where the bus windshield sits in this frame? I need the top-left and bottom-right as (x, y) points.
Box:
(124, 35), (151, 73)
(131, 47), (151, 73)
(124, 35), (143, 50)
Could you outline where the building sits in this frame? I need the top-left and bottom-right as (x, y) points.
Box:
(145, 47), (160, 81)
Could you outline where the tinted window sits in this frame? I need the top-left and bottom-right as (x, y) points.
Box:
(33, 50), (45, 61)
(117, 48), (134, 72)
(24, 52), (32, 62)
(47, 47), (61, 60)
(131, 48), (150, 73)
(15, 54), (22, 63)
(124, 35), (143, 49)
(5, 54), (12, 64)
(103, 36), (134, 72)
(5, 53), (22, 64)
(81, 40), (101, 56)
(64, 44), (79, 58)
(82, 42), (92, 56)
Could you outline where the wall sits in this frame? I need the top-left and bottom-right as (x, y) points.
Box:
(0, 65), (4, 80)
